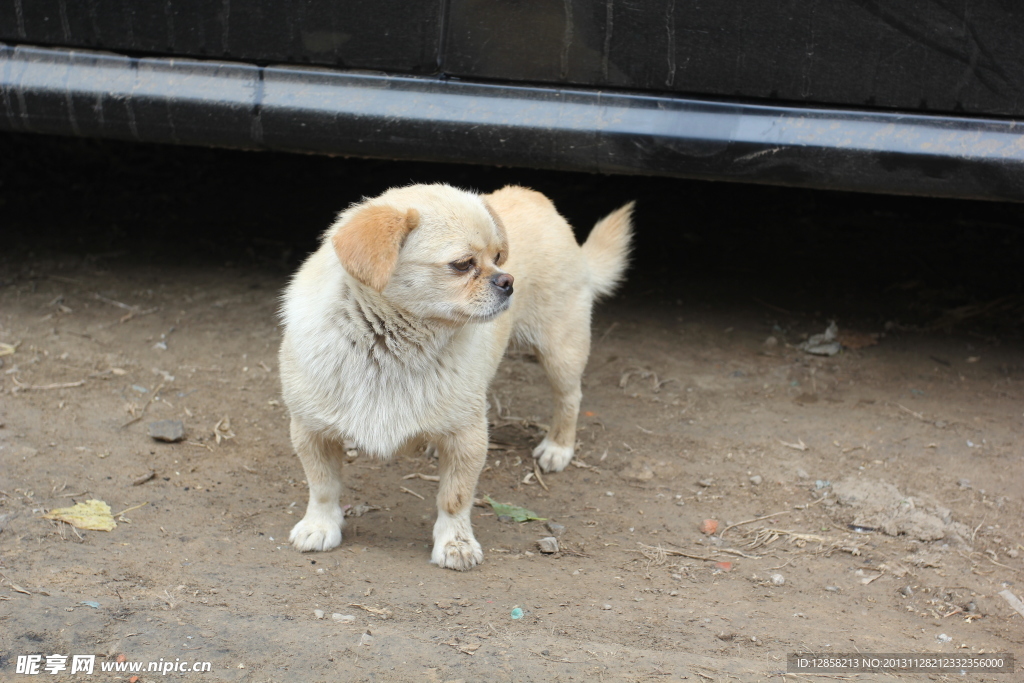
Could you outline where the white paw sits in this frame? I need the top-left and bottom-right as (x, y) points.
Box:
(532, 437), (574, 473)
(289, 506), (344, 552)
(431, 511), (483, 571)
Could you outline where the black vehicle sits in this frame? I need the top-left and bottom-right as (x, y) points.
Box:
(2, 1), (1023, 200)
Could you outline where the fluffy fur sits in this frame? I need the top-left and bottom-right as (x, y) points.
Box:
(279, 183), (633, 570)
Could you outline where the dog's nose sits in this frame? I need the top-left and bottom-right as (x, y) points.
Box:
(491, 273), (514, 296)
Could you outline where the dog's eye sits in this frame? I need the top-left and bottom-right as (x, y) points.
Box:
(450, 259), (474, 273)
(495, 252), (502, 263)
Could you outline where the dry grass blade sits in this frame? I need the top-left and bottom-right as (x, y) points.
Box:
(719, 510), (792, 540)
(532, 461), (549, 491)
(634, 542), (716, 562)
(402, 473), (440, 482)
(121, 381), (166, 428)
(12, 377), (86, 392)
(348, 603), (392, 618)
(747, 527), (831, 551)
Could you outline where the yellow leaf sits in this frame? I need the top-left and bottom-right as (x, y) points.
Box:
(43, 499), (116, 531)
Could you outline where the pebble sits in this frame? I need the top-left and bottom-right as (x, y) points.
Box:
(313, 609), (325, 619)
(900, 585), (913, 597)
(510, 608), (524, 619)
(545, 522), (566, 537)
(699, 519), (719, 535)
(537, 537), (559, 554)
(770, 574), (785, 586)
(937, 633), (952, 643)
(749, 475), (762, 485)
(332, 613), (355, 623)
(825, 586), (840, 592)
(148, 420), (186, 443)
(602, 604), (612, 610)
(359, 632), (373, 646)
(698, 478), (714, 487)
(796, 468), (809, 479)
(713, 561), (732, 572)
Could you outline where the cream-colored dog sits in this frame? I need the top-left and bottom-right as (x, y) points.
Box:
(279, 184), (632, 570)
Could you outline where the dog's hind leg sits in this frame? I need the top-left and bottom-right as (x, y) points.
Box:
(289, 418), (346, 552)
(431, 415), (487, 570)
(532, 318), (591, 473)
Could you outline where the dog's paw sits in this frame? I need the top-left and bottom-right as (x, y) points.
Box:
(532, 437), (574, 473)
(431, 511), (483, 570)
(289, 508), (344, 552)
(431, 536), (483, 571)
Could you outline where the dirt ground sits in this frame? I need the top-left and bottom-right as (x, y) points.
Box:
(1, 134), (1023, 682)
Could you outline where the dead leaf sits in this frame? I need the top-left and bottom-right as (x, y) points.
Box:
(214, 416), (235, 445)
(43, 499), (116, 531)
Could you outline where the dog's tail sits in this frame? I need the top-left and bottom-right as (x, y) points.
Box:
(581, 201), (635, 299)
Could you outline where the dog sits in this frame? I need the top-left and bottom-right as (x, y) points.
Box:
(278, 183), (633, 570)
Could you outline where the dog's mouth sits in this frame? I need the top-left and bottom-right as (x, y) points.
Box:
(466, 294), (512, 322)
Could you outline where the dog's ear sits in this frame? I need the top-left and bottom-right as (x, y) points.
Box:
(481, 199), (509, 266)
(332, 205), (420, 291)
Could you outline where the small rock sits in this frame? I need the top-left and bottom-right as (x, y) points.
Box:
(825, 586), (840, 592)
(795, 468), (809, 480)
(510, 608), (524, 619)
(359, 632), (373, 646)
(900, 585), (914, 598)
(749, 475), (762, 485)
(497, 515), (515, 523)
(815, 479), (830, 489)
(936, 633), (952, 643)
(957, 478), (972, 489)
(1007, 549), (1020, 559)
(699, 519), (719, 535)
(698, 478), (714, 487)
(537, 537), (559, 554)
(332, 613), (355, 623)
(713, 561), (732, 572)
(313, 609), (325, 619)
(669, 590), (679, 596)
(148, 420), (185, 443)
(545, 522), (566, 537)
(601, 604), (612, 610)
(770, 574), (785, 586)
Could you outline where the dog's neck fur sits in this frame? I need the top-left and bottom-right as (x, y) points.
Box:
(342, 279), (458, 365)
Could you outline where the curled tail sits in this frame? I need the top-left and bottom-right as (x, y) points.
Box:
(581, 201), (635, 299)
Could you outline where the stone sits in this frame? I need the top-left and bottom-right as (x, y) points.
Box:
(148, 420), (185, 442)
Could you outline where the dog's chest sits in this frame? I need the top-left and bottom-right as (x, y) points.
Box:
(286, 323), (487, 457)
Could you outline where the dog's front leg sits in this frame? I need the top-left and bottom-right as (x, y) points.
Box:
(289, 418), (346, 552)
(431, 417), (487, 570)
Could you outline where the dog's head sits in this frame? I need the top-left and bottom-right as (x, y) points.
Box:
(330, 184), (513, 323)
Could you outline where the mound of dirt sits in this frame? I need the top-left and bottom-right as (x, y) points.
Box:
(831, 478), (972, 544)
